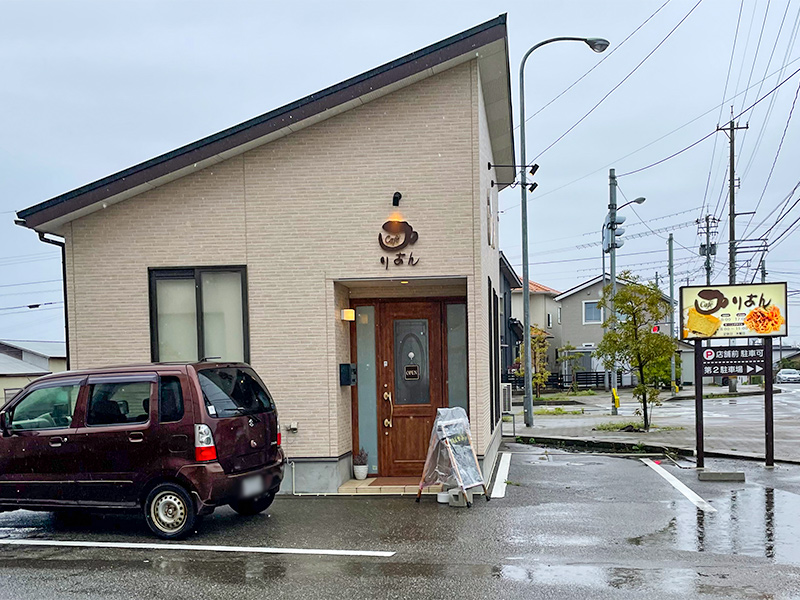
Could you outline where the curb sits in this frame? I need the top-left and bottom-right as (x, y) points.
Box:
(508, 434), (800, 465)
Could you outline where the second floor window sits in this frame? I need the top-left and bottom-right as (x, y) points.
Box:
(583, 301), (603, 324)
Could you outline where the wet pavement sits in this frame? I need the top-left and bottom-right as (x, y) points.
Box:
(2, 444), (800, 598)
(508, 383), (800, 462)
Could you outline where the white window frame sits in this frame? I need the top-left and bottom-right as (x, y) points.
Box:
(557, 306), (562, 324)
(582, 300), (604, 325)
(547, 313), (552, 328)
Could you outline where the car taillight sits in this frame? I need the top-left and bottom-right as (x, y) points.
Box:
(194, 424), (217, 462)
(277, 431), (281, 447)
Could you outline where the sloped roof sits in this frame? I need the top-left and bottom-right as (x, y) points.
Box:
(0, 354), (49, 377)
(17, 16), (514, 233)
(511, 280), (561, 295)
(0, 340), (66, 359)
(554, 273), (674, 304)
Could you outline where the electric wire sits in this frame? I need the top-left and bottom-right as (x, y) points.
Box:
(499, 54), (800, 214)
(528, 0), (704, 165)
(617, 62), (800, 178)
(522, 0), (673, 125)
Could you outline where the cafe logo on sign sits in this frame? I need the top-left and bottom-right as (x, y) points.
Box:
(680, 282), (788, 340)
(379, 220), (420, 270)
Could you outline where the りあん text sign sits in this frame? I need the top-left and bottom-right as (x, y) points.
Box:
(680, 283), (787, 340)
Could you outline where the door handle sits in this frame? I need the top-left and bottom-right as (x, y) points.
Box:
(383, 391), (393, 427)
(128, 432), (144, 443)
(49, 436), (66, 447)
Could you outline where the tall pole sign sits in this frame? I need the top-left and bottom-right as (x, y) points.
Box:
(680, 282), (787, 468)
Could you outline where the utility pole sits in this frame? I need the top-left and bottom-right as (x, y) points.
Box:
(609, 169), (619, 415)
(698, 215), (719, 285)
(669, 233), (676, 396)
(717, 117), (748, 392)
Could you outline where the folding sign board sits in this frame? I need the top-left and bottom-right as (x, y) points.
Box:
(680, 283), (787, 340)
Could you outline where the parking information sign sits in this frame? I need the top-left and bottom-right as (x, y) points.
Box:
(701, 346), (766, 376)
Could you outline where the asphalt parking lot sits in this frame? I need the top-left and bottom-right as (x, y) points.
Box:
(1, 443), (799, 599)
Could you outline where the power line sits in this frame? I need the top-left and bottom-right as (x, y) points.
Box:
(498, 55), (800, 214)
(0, 301), (63, 312)
(618, 62), (800, 177)
(522, 0), (672, 125)
(529, 0), (704, 164)
(0, 279), (62, 289)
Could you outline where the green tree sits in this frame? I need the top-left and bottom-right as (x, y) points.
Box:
(557, 342), (584, 395)
(595, 272), (675, 430)
(517, 326), (551, 398)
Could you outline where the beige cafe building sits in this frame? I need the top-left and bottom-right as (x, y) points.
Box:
(16, 17), (514, 492)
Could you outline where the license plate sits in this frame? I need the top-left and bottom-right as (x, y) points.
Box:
(241, 475), (264, 498)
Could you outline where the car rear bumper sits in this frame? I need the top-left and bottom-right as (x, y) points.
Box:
(178, 448), (285, 512)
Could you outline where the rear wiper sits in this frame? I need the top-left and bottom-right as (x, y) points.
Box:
(221, 406), (261, 422)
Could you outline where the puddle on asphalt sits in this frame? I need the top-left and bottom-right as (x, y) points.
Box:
(490, 564), (769, 598)
(629, 486), (800, 565)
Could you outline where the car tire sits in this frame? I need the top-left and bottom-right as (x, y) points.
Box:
(144, 483), (197, 540)
(229, 492), (275, 516)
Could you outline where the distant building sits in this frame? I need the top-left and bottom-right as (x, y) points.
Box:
(0, 340), (67, 404)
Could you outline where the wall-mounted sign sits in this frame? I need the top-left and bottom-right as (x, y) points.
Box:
(680, 283), (787, 339)
(404, 364), (420, 380)
(379, 220), (420, 270)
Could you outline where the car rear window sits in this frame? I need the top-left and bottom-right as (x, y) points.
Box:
(197, 367), (274, 418)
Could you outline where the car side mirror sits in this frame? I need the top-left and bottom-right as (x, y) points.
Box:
(0, 412), (9, 437)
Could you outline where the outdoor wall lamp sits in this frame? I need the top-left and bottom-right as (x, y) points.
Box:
(341, 309), (356, 322)
(392, 192), (402, 206)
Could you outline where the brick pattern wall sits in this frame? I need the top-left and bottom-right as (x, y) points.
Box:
(62, 59), (500, 459)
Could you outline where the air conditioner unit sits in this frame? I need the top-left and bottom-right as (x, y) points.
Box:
(501, 383), (512, 412)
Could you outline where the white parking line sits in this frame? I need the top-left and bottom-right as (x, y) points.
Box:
(640, 458), (717, 513)
(0, 539), (395, 557)
(490, 452), (512, 499)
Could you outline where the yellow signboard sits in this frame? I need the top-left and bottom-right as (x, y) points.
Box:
(680, 283), (787, 339)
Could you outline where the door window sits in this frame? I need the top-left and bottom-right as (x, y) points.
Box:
(9, 384), (80, 430)
(394, 319), (429, 405)
(87, 382), (151, 426)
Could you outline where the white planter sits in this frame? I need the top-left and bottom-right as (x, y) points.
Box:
(353, 465), (369, 480)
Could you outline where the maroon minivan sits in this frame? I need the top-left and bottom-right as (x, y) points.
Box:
(0, 362), (285, 539)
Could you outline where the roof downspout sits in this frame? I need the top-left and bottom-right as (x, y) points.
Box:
(32, 229), (70, 370)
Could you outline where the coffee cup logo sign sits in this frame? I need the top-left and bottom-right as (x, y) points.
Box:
(379, 220), (420, 269)
(680, 282), (788, 339)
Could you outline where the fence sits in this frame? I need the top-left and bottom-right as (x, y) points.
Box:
(501, 371), (625, 391)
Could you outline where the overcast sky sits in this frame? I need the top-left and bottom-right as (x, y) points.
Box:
(2, 0), (800, 344)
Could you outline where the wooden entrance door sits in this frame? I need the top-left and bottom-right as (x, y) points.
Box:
(378, 302), (444, 477)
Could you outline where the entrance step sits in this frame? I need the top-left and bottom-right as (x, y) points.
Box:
(338, 477), (443, 495)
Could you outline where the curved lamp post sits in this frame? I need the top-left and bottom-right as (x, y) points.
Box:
(520, 37), (609, 427)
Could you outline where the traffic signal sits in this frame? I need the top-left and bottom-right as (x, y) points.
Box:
(603, 213), (626, 253)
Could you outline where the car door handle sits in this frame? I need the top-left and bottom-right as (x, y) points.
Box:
(49, 436), (67, 447)
(128, 432), (144, 443)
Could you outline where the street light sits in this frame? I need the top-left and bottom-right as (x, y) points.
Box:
(520, 36), (610, 427)
(605, 168), (645, 413)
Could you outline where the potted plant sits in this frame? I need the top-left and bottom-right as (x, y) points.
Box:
(353, 447), (369, 480)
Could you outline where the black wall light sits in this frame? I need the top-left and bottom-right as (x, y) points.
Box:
(392, 192), (402, 206)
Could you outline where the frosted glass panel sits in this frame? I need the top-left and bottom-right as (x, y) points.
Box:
(201, 271), (244, 362)
(156, 279), (198, 361)
(446, 304), (468, 411)
(394, 319), (429, 405)
(355, 307), (378, 473)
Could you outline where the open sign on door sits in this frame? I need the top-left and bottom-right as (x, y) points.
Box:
(404, 364), (420, 380)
